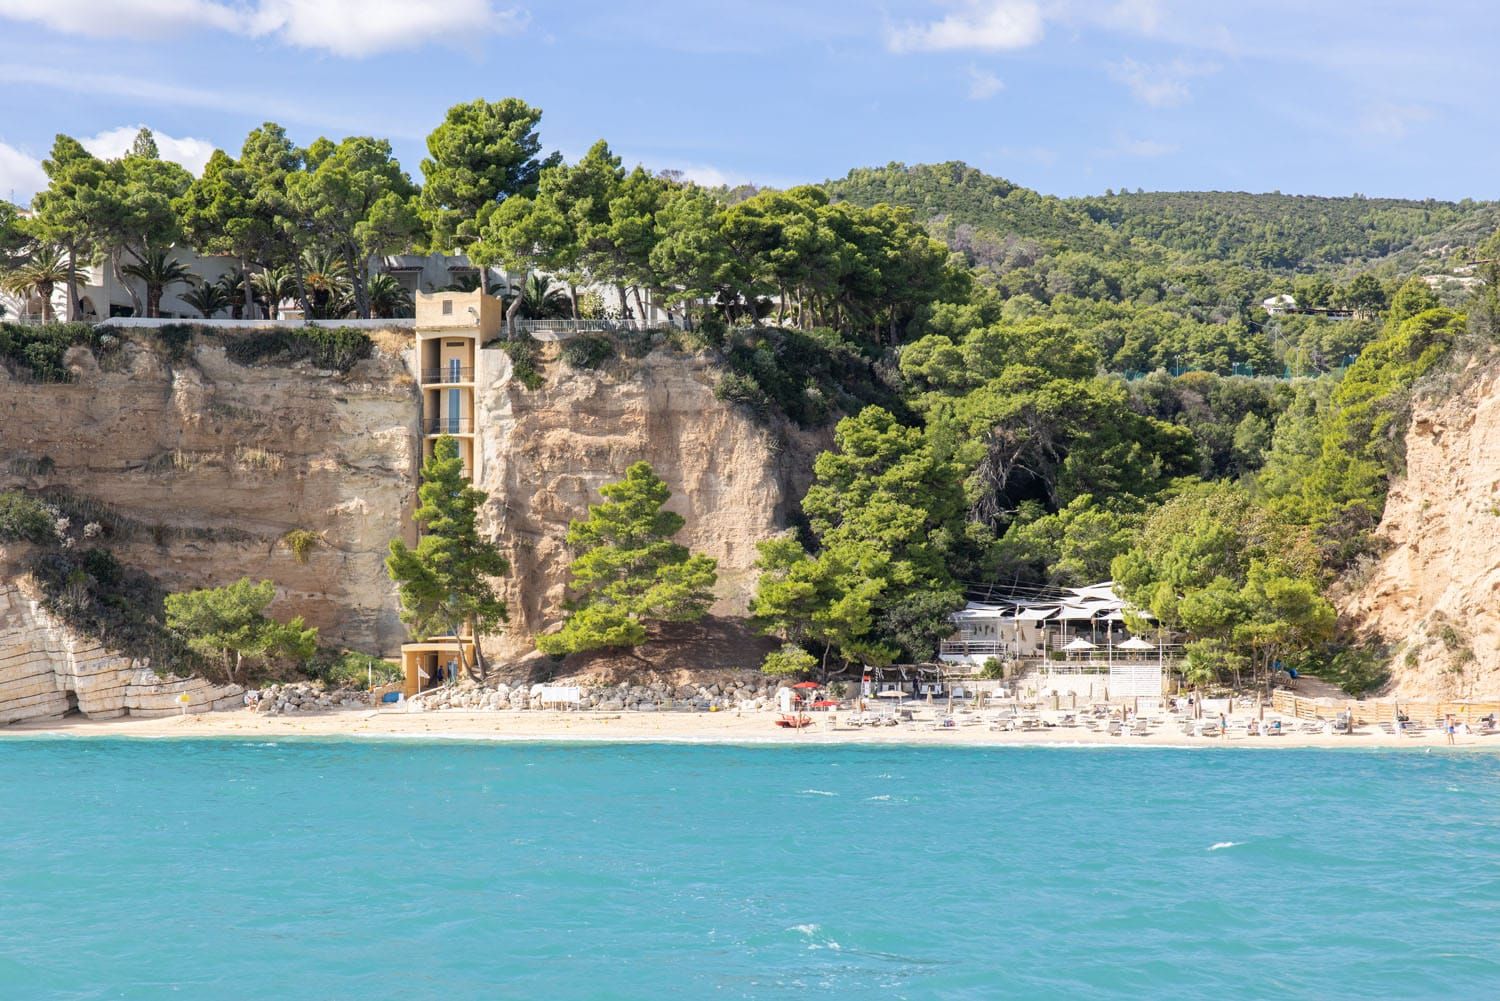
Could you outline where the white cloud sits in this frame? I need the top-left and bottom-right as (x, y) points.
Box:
(82, 126), (217, 175)
(1107, 57), (1216, 107)
(0, 0), (240, 38)
(248, 0), (528, 58)
(967, 65), (1005, 100)
(1095, 0), (1163, 35)
(0, 64), (412, 137)
(0, 0), (528, 57)
(0, 126), (216, 205)
(1358, 103), (1431, 141)
(0, 141), (48, 204)
(886, 1), (1044, 53)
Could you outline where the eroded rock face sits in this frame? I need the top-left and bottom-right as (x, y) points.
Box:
(1, 336), (418, 654)
(1342, 363), (1500, 698)
(3, 334), (819, 665)
(0, 582), (240, 724)
(474, 345), (823, 659)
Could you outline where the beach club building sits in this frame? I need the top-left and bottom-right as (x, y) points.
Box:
(938, 582), (1174, 699)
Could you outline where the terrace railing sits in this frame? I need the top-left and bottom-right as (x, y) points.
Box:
(509, 318), (677, 341)
(423, 417), (474, 434)
(421, 367), (475, 384)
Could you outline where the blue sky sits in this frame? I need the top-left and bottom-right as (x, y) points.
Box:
(0, 1), (1494, 205)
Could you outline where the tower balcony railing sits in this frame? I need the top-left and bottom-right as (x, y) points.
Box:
(424, 417), (474, 434)
(421, 367), (475, 384)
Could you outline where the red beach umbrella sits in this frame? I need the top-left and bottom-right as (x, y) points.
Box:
(792, 681), (820, 689)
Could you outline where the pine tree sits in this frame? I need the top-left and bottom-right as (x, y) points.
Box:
(386, 437), (509, 679)
(539, 462), (717, 655)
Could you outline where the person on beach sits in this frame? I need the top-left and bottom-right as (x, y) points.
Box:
(1219, 712), (1227, 737)
(1446, 715), (1457, 745)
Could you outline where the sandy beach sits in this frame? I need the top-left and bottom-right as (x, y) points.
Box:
(4, 705), (1496, 749)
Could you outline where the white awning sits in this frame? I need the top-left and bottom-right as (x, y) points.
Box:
(1117, 637), (1155, 651)
(1016, 606), (1058, 621)
(1062, 637), (1097, 651)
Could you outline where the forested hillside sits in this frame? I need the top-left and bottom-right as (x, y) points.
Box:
(1075, 190), (1496, 271)
(5, 108), (1498, 697)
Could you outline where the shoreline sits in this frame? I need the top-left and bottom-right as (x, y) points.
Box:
(4, 707), (1498, 751)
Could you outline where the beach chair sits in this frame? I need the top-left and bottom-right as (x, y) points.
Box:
(1107, 719), (1123, 736)
(1130, 718), (1149, 736)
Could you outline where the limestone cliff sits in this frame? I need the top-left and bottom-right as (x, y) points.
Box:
(0, 580), (241, 724)
(2, 332), (818, 672)
(0, 334), (418, 654)
(475, 344), (823, 660)
(1341, 359), (1500, 698)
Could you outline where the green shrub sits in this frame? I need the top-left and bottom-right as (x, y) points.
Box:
(153, 323), (196, 362)
(714, 371), (772, 417)
(1308, 643), (1391, 697)
(282, 529), (321, 564)
(718, 326), (905, 427)
(29, 546), (208, 674)
(0, 322), (103, 382)
(307, 649), (401, 690)
(0, 491), (55, 543)
(220, 326), (373, 373)
(501, 334), (544, 389)
(561, 334), (614, 370)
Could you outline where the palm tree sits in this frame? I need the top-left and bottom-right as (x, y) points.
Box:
(1, 247), (86, 322)
(299, 250), (352, 319)
(179, 279), (232, 319)
(367, 273), (414, 319)
(214, 269), (256, 319)
(249, 265), (297, 321)
(121, 247), (195, 318)
(442, 271), (508, 297)
(516, 273), (570, 320)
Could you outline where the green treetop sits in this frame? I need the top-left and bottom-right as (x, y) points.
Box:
(287, 135), (422, 318)
(538, 461), (718, 655)
(419, 97), (559, 251)
(164, 577), (318, 686)
(27, 135), (113, 321)
(386, 436), (510, 680)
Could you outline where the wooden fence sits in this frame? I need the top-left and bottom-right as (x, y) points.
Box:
(1271, 691), (1500, 725)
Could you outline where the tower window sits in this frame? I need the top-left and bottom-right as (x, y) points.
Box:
(442, 300), (453, 315)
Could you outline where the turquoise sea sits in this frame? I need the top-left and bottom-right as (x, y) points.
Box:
(1, 739), (1497, 1000)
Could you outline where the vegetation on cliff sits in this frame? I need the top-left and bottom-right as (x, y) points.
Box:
(7, 97), (1498, 691)
(539, 462), (718, 655)
(164, 578), (318, 686)
(387, 437), (510, 680)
